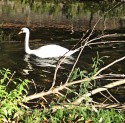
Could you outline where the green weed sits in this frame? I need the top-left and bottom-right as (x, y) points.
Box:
(0, 68), (29, 122)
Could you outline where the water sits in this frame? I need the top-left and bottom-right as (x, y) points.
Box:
(1, 0), (125, 101)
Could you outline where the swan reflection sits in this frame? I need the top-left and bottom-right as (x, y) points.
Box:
(23, 54), (75, 75)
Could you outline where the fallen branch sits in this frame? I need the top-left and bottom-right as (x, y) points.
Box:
(25, 55), (125, 101)
(94, 56), (125, 77)
(72, 79), (125, 105)
(51, 102), (125, 112)
(25, 77), (93, 101)
(93, 103), (125, 110)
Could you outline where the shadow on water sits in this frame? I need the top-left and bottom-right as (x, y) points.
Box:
(1, 0), (125, 102)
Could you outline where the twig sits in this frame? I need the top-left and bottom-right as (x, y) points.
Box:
(6, 71), (16, 87)
(65, 43), (87, 83)
(102, 96), (112, 104)
(89, 40), (125, 46)
(93, 103), (125, 110)
(87, 33), (124, 44)
(51, 102), (125, 112)
(18, 102), (29, 109)
(106, 89), (120, 103)
(31, 79), (37, 93)
(99, 92), (114, 103)
(94, 56), (125, 77)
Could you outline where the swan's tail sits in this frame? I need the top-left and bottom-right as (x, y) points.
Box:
(65, 45), (84, 56)
(65, 48), (79, 56)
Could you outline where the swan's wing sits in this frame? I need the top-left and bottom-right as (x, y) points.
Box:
(33, 45), (69, 58)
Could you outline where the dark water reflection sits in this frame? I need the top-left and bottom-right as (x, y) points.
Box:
(1, 1), (125, 102)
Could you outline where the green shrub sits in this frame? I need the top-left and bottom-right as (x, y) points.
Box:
(0, 68), (29, 122)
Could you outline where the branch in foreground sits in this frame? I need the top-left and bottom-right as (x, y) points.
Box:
(25, 77), (94, 101)
(93, 103), (125, 110)
(94, 56), (125, 77)
(72, 79), (125, 105)
(51, 79), (125, 111)
(25, 55), (125, 102)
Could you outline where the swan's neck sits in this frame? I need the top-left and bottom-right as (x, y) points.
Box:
(25, 30), (32, 54)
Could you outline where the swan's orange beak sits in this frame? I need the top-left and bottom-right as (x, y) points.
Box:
(18, 30), (23, 35)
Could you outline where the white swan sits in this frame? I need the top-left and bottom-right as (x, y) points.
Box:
(18, 27), (79, 58)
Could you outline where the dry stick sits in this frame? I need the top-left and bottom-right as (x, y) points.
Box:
(52, 102), (125, 111)
(65, 43), (87, 83)
(89, 40), (125, 46)
(99, 88), (120, 104)
(106, 89), (120, 103)
(94, 56), (125, 77)
(50, 56), (65, 90)
(65, 31), (91, 84)
(25, 73), (114, 101)
(51, 30), (90, 89)
(52, 97), (124, 111)
(94, 103), (125, 110)
(50, 34), (125, 89)
(69, 73), (124, 86)
(31, 79), (37, 93)
(52, 11), (101, 88)
(102, 96), (112, 104)
(99, 92), (114, 103)
(72, 79), (125, 105)
(18, 102), (29, 109)
(65, 86), (79, 96)
(104, 73), (125, 78)
(25, 77), (96, 101)
(88, 33), (125, 43)
(25, 55), (125, 101)
(64, 19), (101, 84)
(51, 55), (74, 90)
(6, 71), (16, 87)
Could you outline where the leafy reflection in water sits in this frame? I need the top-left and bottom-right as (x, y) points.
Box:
(23, 54), (75, 75)
(0, 1), (125, 31)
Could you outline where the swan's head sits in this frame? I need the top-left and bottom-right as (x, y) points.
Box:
(18, 27), (29, 34)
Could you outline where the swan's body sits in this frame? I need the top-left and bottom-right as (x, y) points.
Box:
(19, 28), (79, 58)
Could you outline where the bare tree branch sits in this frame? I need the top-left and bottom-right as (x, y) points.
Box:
(94, 56), (125, 77)
(72, 79), (125, 105)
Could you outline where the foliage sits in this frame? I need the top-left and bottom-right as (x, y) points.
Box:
(0, 68), (29, 122)
(91, 52), (106, 75)
(69, 68), (87, 82)
(20, 106), (124, 123)
(1, 0), (125, 21)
